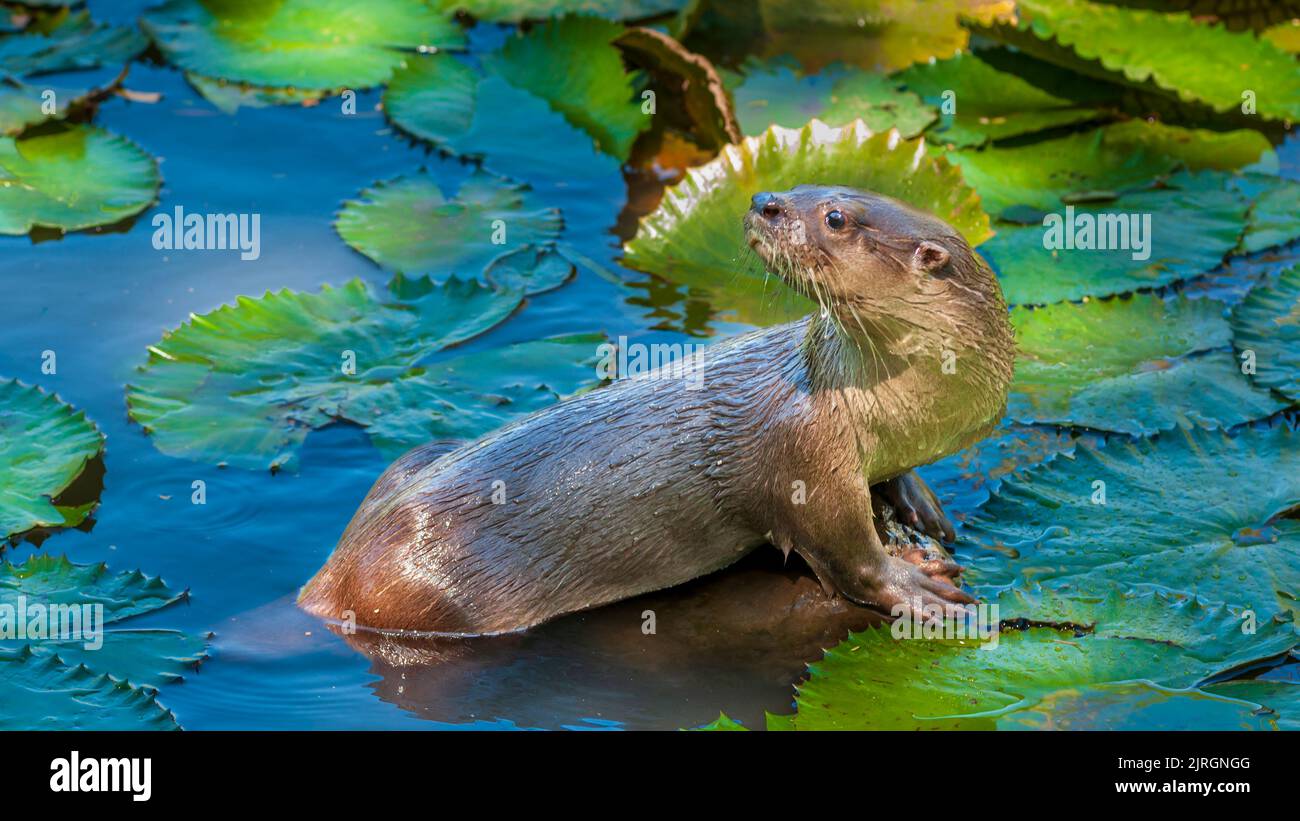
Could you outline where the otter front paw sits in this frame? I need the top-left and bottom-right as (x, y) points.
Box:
(862, 555), (974, 622)
(875, 471), (955, 543)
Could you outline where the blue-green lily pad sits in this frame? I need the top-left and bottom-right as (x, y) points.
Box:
(1231, 264), (1300, 401)
(0, 646), (179, 730)
(964, 420), (1300, 621)
(0, 381), (104, 541)
(1008, 294), (1285, 434)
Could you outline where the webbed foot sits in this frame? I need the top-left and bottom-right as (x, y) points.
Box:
(874, 470), (955, 544)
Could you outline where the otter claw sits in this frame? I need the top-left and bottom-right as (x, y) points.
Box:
(876, 471), (956, 543)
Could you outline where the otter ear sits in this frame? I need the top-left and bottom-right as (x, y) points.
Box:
(913, 241), (950, 273)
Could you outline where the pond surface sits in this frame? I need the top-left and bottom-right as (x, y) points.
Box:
(0, 2), (862, 730)
(4, 1), (1298, 731)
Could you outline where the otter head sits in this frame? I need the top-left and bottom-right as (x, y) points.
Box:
(743, 185), (1009, 356)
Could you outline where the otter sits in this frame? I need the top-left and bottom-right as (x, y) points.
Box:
(298, 185), (1016, 636)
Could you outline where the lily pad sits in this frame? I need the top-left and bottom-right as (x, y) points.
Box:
(0, 11), (145, 77)
(1008, 294), (1285, 434)
(982, 171), (1248, 305)
(1231, 174), (1300, 255)
(775, 587), (1299, 730)
(126, 276), (602, 469)
(344, 332), (607, 458)
(727, 58), (935, 137)
(490, 15), (645, 160)
(336, 171), (562, 279)
(964, 420), (1300, 621)
(950, 121), (1272, 215)
(24, 630), (209, 692)
(186, 73), (327, 114)
(1232, 265), (1300, 401)
(0, 124), (161, 234)
(623, 118), (992, 326)
(917, 425), (1080, 524)
(0, 79), (97, 136)
(0, 380), (104, 541)
(0, 554), (185, 622)
(384, 56), (624, 187)
(435, 0), (686, 22)
(894, 49), (1101, 147)
(692, 712), (749, 730)
(0, 646), (179, 730)
(970, 0), (1300, 122)
(140, 0), (465, 91)
(482, 245), (576, 296)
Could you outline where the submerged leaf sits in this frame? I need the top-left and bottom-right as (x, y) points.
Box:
(728, 58), (935, 137)
(335, 171), (562, 279)
(141, 0), (465, 91)
(0, 381), (104, 541)
(0, 124), (160, 234)
(1008, 294), (1284, 434)
(1232, 265), (1300, 401)
(623, 118), (991, 326)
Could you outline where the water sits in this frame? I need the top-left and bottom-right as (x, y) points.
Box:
(5, 3), (1297, 730)
(0, 16), (824, 730)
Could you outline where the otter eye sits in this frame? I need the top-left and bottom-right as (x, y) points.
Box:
(825, 210), (846, 230)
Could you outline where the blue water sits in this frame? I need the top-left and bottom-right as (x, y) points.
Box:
(0, 5), (807, 731)
(4, 1), (1297, 730)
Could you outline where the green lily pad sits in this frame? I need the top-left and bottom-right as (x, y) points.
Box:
(623, 118), (992, 326)
(384, 57), (623, 186)
(1205, 680), (1300, 730)
(1263, 20), (1300, 53)
(126, 276), (602, 469)
(970, 0), (1300, 122)
(435, 0), (686, 22)
(1009, 294), (1285, 434)
(727, 58), (935, 137)
(0, 79), (98, 136)
(0, 11), (145, 77)
(1232, 265), (1300, 401)
(0, 381), (104, 541)
(950, 120), (1272, 215)
(490, 15), (645, 160)
(0, 646), (179, 730)
(983, 172), (1248, 305)
(0, 124), (161, 234)
(336, 171), (562, 280)
(894, 49), (1101, 147)
(995, 682), (1278, 730)
(774, 586), (1298, 730)
(964, 421), (1300, 621)
(140, 0), (465, 91)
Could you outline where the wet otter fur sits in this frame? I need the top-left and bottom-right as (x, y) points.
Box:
(298, 185), (1016, 636)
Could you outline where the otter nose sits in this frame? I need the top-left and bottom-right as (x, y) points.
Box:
(752, 192), (782, 219)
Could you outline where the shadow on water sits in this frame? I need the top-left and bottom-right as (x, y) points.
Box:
(331, 549), (882, 730)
